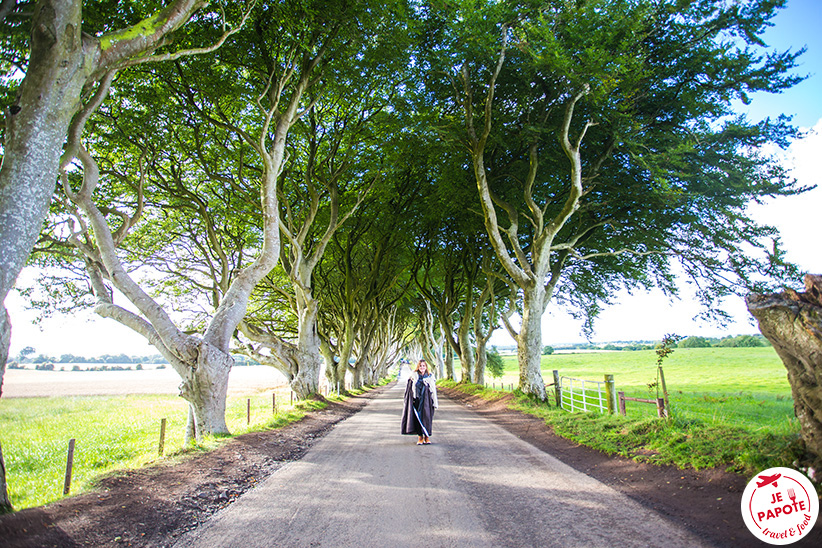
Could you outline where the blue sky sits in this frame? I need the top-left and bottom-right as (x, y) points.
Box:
(741, 0), (822, 128)
(7, 0), (822, 357)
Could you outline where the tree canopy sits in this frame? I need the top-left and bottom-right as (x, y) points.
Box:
(1, 0), (811, 454)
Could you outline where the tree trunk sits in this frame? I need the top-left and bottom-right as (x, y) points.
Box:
(747, 275), (822, 468)
(179, 341), (232, 438)
(473, 337), (487, 385)
(0, 441), (11, 513)
(457, 324), (475, 383)
(0, 309), (8, 400)
(284, 287), (322, 398)
(1, 303), (11, 510)
(444, 346), (455, 380)
(0, 310), (9, 511)
(0, 0), (88, 376)
(519, 287), (547, 399)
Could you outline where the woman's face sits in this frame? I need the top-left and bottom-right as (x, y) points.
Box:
(419, 361), (427, 374)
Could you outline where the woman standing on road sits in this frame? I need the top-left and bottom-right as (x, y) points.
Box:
(401, 359), (438, 445)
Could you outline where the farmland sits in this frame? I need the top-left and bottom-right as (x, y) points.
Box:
(446, 346), (807, 475)
(485, 347), (796, 433)
(0, 366), (321, 510)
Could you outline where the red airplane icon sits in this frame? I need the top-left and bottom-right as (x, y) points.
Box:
(756, 473), (781, 488)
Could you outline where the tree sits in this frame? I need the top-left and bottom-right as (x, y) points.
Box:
(32, 0), (345, 440)
(0, 1), (244, 510)
(542, 345), (554, 356)
(678, 336), (712, 349)
(236, 14), (409, 396)
(0, 0), (234, 388)
(748, 275), (822, 469)
(425, 0), (805, 399)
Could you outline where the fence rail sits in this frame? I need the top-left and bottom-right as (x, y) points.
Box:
(617, 391), (668, 418)
(558, 373), (616, 414)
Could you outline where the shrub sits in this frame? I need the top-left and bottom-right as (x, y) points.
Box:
(487, 346), (505, 378)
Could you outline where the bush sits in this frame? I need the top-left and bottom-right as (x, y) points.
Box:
(487, 346), (505, 378)
(542, 345), (554, 355)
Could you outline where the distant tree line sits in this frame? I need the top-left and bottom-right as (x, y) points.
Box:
(8, 347), (260, 369)
(677, 334), (770, 348)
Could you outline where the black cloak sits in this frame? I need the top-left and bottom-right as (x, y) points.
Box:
(401, 377), (435, 436)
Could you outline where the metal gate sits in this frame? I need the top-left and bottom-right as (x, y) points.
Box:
(559, 375), (615, 414)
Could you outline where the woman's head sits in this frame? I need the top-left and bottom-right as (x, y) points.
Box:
(415, 359), (429, 375)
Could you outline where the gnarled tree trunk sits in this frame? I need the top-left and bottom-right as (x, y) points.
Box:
(747, 274), (822, 469)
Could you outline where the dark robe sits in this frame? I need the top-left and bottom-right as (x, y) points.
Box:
(401, 377), (435, 436)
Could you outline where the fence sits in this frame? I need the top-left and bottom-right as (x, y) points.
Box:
(558, 373), (617, 414)
(617, 391), (668, 418)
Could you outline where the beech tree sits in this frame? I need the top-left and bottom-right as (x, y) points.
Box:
(0, 0), (246, 513)
(236, 21), (409, 396)
(748, 275), (822, 469)
(28, 0), (352, 440)
(425, 0), (806, 398)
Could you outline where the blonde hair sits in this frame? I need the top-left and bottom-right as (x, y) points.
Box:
(415, 359), (429, 374)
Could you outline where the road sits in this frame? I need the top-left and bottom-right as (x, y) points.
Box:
(173, 379), (710, 548)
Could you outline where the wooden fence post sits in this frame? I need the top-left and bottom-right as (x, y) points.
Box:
(604, 375), (615, 414)
(247, 398), (251, 425)
(656, 397), (666, 418)
(272, 392), (277, 414)
(290, 391), (294, 405)
(552, 370), (561, 408)
(63, 439), (76, 495)
(658, 365), (670, 417)
(158, 418), (167, 456)
(618, 391), (626, 416)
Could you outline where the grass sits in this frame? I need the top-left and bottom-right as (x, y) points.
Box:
(450, 347), (810, 478)
(0, 384), (378, 512)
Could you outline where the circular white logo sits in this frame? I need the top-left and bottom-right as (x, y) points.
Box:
(741, 467), (819, 545)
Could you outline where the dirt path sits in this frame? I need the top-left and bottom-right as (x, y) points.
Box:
(172, 383), (707, 548)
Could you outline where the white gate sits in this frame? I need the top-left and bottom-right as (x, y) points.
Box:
(559, 375), (615, 414)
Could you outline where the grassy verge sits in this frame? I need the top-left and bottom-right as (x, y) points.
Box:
(442, 378), (804, 476)
(0, 383), (383, 511)
(443, 347), (811, 477)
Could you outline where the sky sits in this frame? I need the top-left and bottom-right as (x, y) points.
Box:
(5, 0), (822, 358)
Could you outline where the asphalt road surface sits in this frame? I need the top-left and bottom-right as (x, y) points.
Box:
(173, 379), (709, 548)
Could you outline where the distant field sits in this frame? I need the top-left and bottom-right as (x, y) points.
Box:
(2, 365), (289, 397)
(483, 347), (797, 433)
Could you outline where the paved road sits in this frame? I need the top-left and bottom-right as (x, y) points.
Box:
(173, 380), (709, 548)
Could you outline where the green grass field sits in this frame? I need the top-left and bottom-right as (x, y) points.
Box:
(487, 347), (797, 433)
(452, 346), (809, 477)
(0, 389), (331, 511)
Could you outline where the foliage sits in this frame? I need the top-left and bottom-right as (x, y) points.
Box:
(486, 346), (505, 378)
(678, 336), (713, 348)
(655, 333), (683, 366)
(716, 334), (767, 348)
(542, 345), (554, 355)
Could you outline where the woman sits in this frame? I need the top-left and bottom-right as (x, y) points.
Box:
(401, 359), (438, 445)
